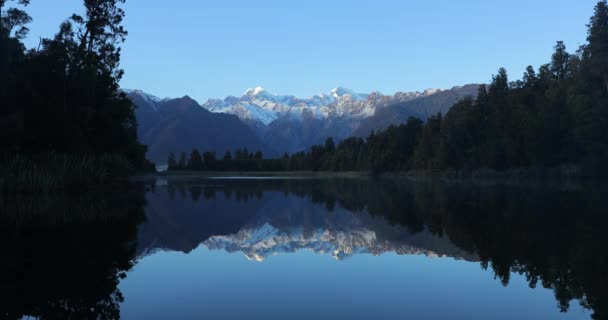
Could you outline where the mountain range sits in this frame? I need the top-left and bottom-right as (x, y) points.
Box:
(127, 84), (480, 163)
(126, 90), (267, 163)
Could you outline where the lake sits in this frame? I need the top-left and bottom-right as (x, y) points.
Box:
(1, 177), (605, 319)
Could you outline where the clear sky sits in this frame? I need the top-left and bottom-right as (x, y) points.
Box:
(22, 0), (596, 102)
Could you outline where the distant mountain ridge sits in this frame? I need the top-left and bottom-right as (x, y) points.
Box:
(126, 90), (267, 163)
(126, 84), (480, 162)
(201, 85), (480, 153)
(202, 86), (442, 125)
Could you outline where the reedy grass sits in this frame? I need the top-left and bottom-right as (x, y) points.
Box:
(0, 153), (134, 194)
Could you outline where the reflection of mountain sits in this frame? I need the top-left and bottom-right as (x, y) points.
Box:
(137, 180), (475, 262)
(205, 222), (475, 262)
(136, 177), (608, 320)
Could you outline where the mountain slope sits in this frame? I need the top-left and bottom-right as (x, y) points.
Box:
(202, 85), (480, 153)
(127, 84), (481, 160)
(127, 90), (268, 163)
(354, 84), (480, 137)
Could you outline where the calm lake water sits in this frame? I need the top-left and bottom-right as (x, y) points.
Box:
(2, 177), (605, 319)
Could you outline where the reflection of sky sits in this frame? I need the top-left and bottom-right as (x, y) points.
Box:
(119, 248), (591, 320)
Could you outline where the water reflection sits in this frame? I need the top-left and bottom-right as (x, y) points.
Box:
(142, 180), (475, 262)
(139, 178), (607, 319)
(1, 178), (606, 319)
(0, 185), (146, 320)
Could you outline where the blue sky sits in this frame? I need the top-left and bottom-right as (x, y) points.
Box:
(22, 0), (596, 101)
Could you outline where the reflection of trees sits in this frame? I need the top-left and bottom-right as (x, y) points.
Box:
(0, 184), (146, 320)
(169, 178), (607, 319)
(414, 183), (608, 320)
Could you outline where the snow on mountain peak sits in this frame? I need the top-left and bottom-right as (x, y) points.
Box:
(330, 87), (350, 97)
(122, 89), (166, 110)
(202, 220), (474, 262)
(243, 86), (267, 97)
(423, 88), (442, 96)
(330, 87), (367, 100)
(202, 86), (430, 125)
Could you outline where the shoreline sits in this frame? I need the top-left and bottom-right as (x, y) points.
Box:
(128, 166), (608, 193)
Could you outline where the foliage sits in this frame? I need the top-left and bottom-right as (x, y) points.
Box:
(0, 0), (153, 191)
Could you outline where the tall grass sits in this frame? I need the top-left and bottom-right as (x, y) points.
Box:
(0, 153), (134, 193)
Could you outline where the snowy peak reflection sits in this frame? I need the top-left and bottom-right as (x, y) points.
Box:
(138, 178), (476, 262)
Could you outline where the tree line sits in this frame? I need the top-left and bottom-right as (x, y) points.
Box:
(1, 0), (153, 183)
(167, 148), (285, 171)
(169, 1), (608, 176)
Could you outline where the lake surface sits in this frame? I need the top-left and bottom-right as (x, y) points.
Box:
(2, 177), (605, 319)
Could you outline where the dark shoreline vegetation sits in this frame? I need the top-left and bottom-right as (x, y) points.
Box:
(0, 153), (142, 193)
(168, 1), (608, 179)
(1, 0), (154, 194)
(0, 182), (147, 318)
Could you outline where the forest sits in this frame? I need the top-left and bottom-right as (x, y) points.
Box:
(170, 1), (608, 177)
(0, 0), (153, 192)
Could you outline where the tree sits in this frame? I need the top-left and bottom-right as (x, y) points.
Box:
(223, 150), (232, 161)
(489, 68), (509, 98)
(188, 149), (203, 170)
(178, 152), (187, 169)
(0, 0), (155, 174)
(324, 138), (335, 153)
(70, 0), (128, 79)
(0, 0), (31, 39)
(570, 0), (608, 169)
(523, 66), (538, 88)
(203, 151), (217, 169)
(551, 41), (570, 79)
(167, 152), (177, 170)
(586, 0), (608, 93)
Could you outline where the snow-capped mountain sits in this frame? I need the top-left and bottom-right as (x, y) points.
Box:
(204, 222), (474, 262)
(202, 86), (433, 125)
(122, 89), (167, 110)
(201, 86), (471, 154)
(126, 84), (481, 159)
(125, 90), (268, 163)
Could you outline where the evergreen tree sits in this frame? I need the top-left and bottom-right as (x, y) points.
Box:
(324, 138), (335, 153)
(551, 41), (570, 79)
(223, 150), (232, 161)
(571, 0), (608, 169)
(586, 0), (608, 93)
(167, 152), (177, 170)
(178, 152), (187, 169)
(203, 151), (217, 169)
(188, 149), (203, 170)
